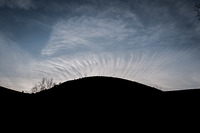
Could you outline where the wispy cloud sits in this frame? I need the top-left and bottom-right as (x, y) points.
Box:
(39, 1), (200, 91)
(0, 32), (40, 92)
(0, 0), (35, 10)
(41, 1), (199, 57)
(41, 13), (140, 56)
(38, 48), (200, 91)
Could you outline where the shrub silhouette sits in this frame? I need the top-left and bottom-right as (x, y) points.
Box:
(31, 78), (56, 93)
(195, 3), (200, 20)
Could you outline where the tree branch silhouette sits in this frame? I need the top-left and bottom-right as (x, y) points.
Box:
(31, 78), (56, 93)
(195, 3), (200, 20)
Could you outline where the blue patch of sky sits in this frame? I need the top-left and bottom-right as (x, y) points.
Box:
(0, 7), (55, 56)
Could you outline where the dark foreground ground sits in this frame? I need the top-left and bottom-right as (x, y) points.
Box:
(1, 76), (199, 128)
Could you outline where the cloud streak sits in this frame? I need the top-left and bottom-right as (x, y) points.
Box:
(0, 0), (34, 10)
(37, 48), (200, 91)
(41, 10), (141, 56)
(0, 32), (41, 92)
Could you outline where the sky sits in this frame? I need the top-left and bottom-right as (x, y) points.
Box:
(0, 0), (200, 92)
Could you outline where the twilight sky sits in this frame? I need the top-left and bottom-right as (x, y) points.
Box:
(0, 0), (200, 92)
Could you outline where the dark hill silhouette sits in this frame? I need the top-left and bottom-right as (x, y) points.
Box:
(31, 76), (164, 107)
(1, 77), (199, 130)
(165, 88), (200, 102)
(1, 76), (200, 99)
(30, 76), (165, 114)
(1, 76), (200, 118)
(0, 86), (27, 97)
(1, 76), (200, 105)
(0, 76), (163, 107)
(35, 76), (163, 97)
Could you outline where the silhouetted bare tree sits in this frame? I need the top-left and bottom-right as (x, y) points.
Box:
(195, 3), (200, 20)
(31, 78), (56, 93)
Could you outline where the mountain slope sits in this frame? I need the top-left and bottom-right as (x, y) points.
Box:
(35, 76), (163, 97)
(1, 76), (200, 103)
(1, 77), (199, 127)
(30, 76), (164, 111)
(1, 76), (200, 111)
(0, 86), (26, 97)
